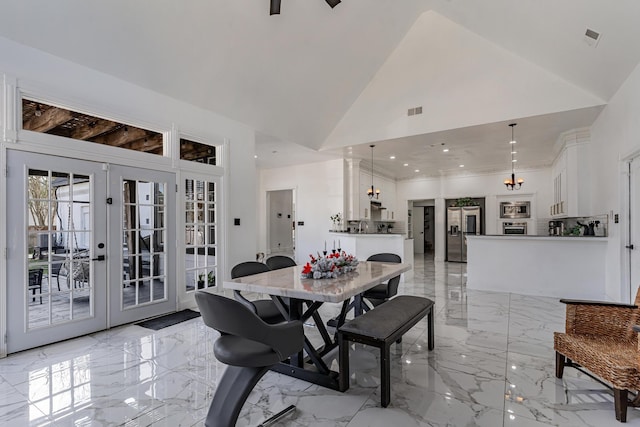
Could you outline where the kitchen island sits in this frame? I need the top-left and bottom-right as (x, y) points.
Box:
(329, 232), (413, 279)
(466, 235), (607, 299)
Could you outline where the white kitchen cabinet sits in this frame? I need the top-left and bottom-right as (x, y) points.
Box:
(359, 170), (396, 220)
(550, 130), (590, 218)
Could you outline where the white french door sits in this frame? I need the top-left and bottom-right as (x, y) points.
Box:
(6, 151), (176, 353)
(180, 173), (220, 309)
(108, 164), (176, 326)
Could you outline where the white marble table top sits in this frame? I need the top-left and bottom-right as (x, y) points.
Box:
(223, 261), (412, 303)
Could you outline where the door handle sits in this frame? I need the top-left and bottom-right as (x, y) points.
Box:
(91, 255), (106, 261)
(626, 245), (635, 250)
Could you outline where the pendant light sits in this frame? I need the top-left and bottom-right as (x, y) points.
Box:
(367, 144), (380, 199)
(504, 123), (524, 190)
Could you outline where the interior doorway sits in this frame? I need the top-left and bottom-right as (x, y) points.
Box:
(267, 189), (295, 258)
(410, 200), (435, 258)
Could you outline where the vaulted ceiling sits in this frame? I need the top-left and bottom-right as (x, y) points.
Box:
(1, 1), (639, 178)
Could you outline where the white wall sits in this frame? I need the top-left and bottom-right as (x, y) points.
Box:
(590, 61), (640, 301)
(325, 11), (604, 149)
(259, 159), (345, 264)
(0, 36), (258, 279)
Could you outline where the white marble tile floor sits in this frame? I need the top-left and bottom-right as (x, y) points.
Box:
(1, 256), (638, 426)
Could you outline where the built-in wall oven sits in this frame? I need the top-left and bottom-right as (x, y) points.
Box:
(502, 222), (527, 235)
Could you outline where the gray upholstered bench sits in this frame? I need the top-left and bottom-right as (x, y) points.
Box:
(338, 295), (434, 407)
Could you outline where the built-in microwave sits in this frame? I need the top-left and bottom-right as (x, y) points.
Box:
(500, 201), (531, 219)
(503, 222), (527, 235)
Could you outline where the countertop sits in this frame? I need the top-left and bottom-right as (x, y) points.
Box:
(468, 235), (608, 242)
(329, 231), (404, 237)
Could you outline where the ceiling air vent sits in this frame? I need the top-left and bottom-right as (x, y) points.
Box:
(407, 106), (423, 116)
(583, 28), (601, 47)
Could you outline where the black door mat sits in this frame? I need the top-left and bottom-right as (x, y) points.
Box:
(135, 309), (201, 330)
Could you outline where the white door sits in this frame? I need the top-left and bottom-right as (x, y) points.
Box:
(107, 164), (176, 326)
(6, 151), (176, 352)
(180, 174), (220, 309)
(413, 206), (424, 254)
(7, 151), (108, 353)
(629, 157), (640, 301)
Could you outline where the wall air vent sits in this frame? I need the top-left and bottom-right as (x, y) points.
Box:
(583, 28), (601, 47)
(407, 106), (423, 116)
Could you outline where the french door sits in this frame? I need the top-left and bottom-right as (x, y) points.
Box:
(6, 150), (175, 353)
(180, 174), (220, 309)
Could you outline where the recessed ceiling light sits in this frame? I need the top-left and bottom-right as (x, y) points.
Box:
(254, 155), (258, 159)
(459, 164), (464, 168)
(511, 151), (517, 154)
(414, 169), (420, 173)
(389, 155), (396, 159)
(510, 140), (517, 144)
(403, 163), (409, 167)
(443, 148), (449, 153)
(512, 159), (517, 163)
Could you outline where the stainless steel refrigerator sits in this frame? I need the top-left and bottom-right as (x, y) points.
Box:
(447, 206), (481, 262)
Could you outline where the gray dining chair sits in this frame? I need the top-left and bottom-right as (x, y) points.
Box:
(361, 253), (402, 311)
(265, 255), (297, 270)
(195, 292), (303, 427)
(230, 261), (286, 324)
(326, 253), (402, 327)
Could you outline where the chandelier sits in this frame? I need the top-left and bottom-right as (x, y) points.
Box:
(504, 123), (524, 190)
(367, 144), (380, 199)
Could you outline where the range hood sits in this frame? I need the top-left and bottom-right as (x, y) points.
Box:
(370, 201), (386, 210)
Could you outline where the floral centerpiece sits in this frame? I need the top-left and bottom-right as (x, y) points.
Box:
(301, 251), (359, 279)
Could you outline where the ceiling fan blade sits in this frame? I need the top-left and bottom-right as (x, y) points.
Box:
(270, 0), (281, 15)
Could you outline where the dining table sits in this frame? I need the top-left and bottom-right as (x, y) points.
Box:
(223, 260), (411, 391)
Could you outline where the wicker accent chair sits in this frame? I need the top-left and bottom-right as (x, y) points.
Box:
(554, 291), (640, 423)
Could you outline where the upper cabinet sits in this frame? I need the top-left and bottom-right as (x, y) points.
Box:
(550, 129), (591, 218)
(357, 170), (397, 220)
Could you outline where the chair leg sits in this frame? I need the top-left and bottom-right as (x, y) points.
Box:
(614, 389), (628, 422)
(205, 365), (270, 427)
(555, 352), (565, 379)
(427, 306), (434, 351)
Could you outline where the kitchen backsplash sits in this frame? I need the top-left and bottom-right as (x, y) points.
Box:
(538, 215), (608, 237)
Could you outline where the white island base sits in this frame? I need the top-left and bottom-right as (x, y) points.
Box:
(466, 235), (607, 300)
(329, 232), (413, 280)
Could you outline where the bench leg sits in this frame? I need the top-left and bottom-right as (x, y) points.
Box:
(381, 345), (391, 407)
(427, 307), (434, 351)
(338, 333), (350, 392)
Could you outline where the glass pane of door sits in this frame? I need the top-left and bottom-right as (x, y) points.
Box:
(122, 180), (167, 308)
(27, 169), (95, 328)
(185, 179), (217, 292)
